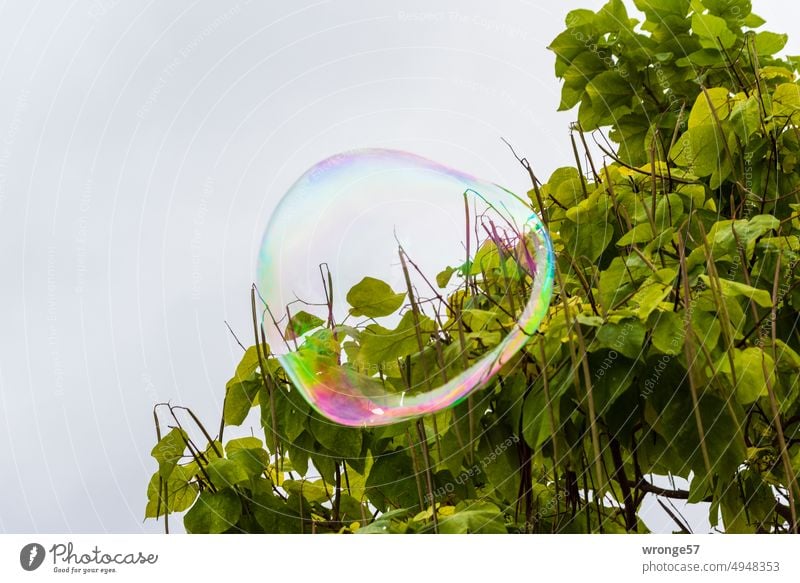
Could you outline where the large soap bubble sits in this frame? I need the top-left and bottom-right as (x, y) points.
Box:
(256, 149), (554, 427)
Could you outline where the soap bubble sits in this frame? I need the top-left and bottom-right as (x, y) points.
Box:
(256, 149), (554, 427)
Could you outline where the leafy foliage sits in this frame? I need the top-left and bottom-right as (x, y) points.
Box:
(146, 0), (800, 534)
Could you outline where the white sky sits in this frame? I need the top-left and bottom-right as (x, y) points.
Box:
(0, 0), (797, 533)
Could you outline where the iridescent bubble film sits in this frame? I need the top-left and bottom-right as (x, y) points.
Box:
(257, 149), (554, 426)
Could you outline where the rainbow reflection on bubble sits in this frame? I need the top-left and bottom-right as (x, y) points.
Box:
(257, 149), (554, 427)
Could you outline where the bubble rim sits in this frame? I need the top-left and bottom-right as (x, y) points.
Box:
(279, 212), (555, 427)
(257, 150), (556, 427)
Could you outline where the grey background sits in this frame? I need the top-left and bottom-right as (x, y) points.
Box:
(0, 0), (795, 533)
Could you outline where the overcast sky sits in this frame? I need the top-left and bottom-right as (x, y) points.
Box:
(0, 0), (797, 534)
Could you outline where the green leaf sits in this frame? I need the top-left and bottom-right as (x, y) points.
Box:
(548, 29), (589, 67)
(754, 31), (787, 55)
(676, 48), (723, 67)
(717, 347), (775, 404)
(184, 489), (242, 534)
(347, 277), (406, 318)
(225, 436), (263, 454)
(437, 501), (507, 534)
(690, 308), (721, 355)
(632, 282), (672, 320)
(691, 12), (737, 49)
(561, 48), (605, 89)
(771, 339), (800, 372)
(145, 465), (198, 518)
(655, 193), (685, 228)
(228, 448), (269, 478)
(593, 319), (646, 359)
(465, 240), (501, 275)
(558, 83), (585, 112)
(773, 83), (800, 118)
(357, 310), (434, 366)
(696, 215), (779, 265)
(356, 507), (415, 534)
(720, 479), (754, 533)
(287, 432), (313, 476)
(759, 66), (793, 81)
(615, 115), (656, 167)
(729, 95), (762, 140)
(634, 0), (690, 20)
(565, 8), (597, 29)
(703, 0), (751, 20)
(742, 13), (765, 28)
(688, 87), (731, 128)
(598, 256), (651, 310)
(596, 0), (630, 32)
(223, 378), (260, 426)
(436, 266), (456, 288)
(698, 275), (772, 308)
(651, 311), (685, 355)
(522, 376), (566, 450)
(578, 87), (632, 131)
(298, 328), (340, 357)
(251, 482), (303, 534)
(284, 311), (324, 341)
(150, 428), (187, 479)
(477, 428), (520, 503)
(670, 124), (735, 181)
(229, 344), (266, 384)
(309, 415), (363, 459)
(561, 221), (613, 262)
(648, 362), (745, 480)
(566, 188), (612, 223)
(165, 483), (198, 514)
(365, 450), (420, 512)
(617, 223), (654, 246)
(206, 458), (250, 489)
(576, 313), (604, 327)
(283, 479), (329, 503)
(676, 183), (707, 210)
(589, 351), (636, 414)
(545, 167), (584, 208)
(272, 386), (310, 444)
(585, 71), (635, 126)
(461, 308), (507, 333)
